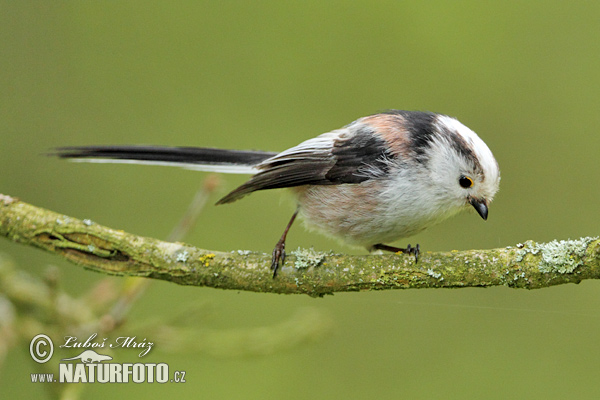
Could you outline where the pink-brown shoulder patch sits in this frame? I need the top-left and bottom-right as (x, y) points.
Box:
(360, 114), (411, 157)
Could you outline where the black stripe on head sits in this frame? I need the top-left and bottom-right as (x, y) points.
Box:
(434, 118), (482, 173)
(383, 110), (481, 171)
(326, 124), (392, 183)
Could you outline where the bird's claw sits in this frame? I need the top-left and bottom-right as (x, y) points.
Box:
(371, 243), (421, 263)
(404, 243), (420, 263)
(271, 240), (286, 278)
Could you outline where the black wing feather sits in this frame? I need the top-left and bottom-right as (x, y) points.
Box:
(217, 125), (393, 204)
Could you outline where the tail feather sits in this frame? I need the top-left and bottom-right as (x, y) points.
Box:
(51, 145), (277, 175)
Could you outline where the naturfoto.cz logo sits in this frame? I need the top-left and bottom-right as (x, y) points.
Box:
(29, 334), (186, 384)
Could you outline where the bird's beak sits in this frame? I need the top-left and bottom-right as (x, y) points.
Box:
(469, 197), (488, 220)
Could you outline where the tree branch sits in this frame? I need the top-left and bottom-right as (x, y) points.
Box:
(1, 193), (598, 297)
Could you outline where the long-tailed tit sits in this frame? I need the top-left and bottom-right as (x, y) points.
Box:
(53, 110), (500, 277)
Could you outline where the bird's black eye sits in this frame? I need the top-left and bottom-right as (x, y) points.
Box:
(459, 175), (474, 189)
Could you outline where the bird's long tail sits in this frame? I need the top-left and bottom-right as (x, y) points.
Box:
(51, 145), (278, 175)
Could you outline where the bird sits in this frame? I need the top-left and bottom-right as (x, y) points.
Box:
(52, 110), (500, 277)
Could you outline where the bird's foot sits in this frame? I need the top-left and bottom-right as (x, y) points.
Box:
(270, 239), (286, 278)
(372, 243), (420, 263)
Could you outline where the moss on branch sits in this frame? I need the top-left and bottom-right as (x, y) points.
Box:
(1, 193), (598, 297)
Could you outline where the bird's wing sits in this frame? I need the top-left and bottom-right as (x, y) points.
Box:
(217, 124), (394, 204)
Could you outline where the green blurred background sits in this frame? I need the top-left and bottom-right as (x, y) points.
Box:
(2, 1), (600, 398)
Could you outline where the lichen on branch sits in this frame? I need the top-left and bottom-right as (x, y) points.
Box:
(1, 193), (599, 297)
